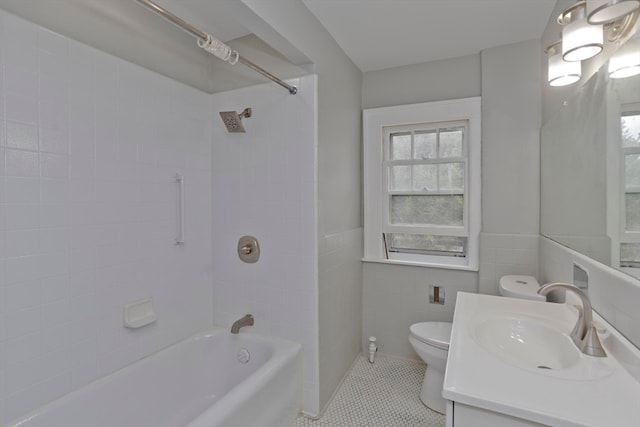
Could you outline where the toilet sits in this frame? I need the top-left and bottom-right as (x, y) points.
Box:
(408, 275), (544, 414)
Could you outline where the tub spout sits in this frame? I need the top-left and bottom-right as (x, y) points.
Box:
(231, 314), (254, 334)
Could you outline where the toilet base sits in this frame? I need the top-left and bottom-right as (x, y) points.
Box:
(420, 365), (446, 414)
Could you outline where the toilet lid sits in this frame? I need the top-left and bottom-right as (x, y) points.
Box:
(410, 322), (452, 350)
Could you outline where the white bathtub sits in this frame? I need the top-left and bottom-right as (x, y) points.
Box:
(6, 328), (302, 427)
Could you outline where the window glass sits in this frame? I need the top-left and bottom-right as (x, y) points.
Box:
(411, 164), (438, 191)
(625, 193), (640, 231)
(622, 112), (640, 148)
(414, 130), (437, 159)
(389, 165), (412, 191)
(439, 127), (464, 157)
(387, 234), (466, 256)
(625, 153), (640, 189)
(390, 132), (412, 160)
(621, 243), (640, 267)
(390, 195), (464, 226)
(438, 162), (465, 191)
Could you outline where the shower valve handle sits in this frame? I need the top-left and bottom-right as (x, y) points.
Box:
(240, 245), (253, 255)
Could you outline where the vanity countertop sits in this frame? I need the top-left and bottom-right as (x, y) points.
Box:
(443, 292), (640, 427)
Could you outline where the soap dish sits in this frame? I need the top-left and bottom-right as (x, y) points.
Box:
(124, 297), (157, 329)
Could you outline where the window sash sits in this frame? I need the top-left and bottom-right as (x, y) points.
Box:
(382, 121), (470, 238)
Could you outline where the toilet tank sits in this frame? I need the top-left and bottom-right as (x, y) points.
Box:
(498, 275), (546, 301)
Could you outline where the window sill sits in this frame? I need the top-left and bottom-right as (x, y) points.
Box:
(361, 257), (479, 272)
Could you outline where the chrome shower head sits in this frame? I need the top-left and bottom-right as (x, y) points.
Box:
(219, 107), (252, 133)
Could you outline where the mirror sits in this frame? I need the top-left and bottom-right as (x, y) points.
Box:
(541, 34), (640, 280)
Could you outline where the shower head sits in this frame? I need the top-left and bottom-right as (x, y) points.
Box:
(219, 108), (252, 133)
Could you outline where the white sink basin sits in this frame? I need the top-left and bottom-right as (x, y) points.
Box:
(471, 313), (580, 371)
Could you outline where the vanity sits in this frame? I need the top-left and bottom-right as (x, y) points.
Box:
(442, 292), (640, 427)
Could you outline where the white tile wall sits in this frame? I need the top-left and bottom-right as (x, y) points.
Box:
(0, 10), (213, 424)
(479, 232), (539, 295)
(210, 75), (318, 414)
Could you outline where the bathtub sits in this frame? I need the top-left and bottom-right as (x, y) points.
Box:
(6, 328), (302, 427)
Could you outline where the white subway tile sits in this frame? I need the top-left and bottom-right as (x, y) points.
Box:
(6, 121), (38, 151)
(40, 275), (70, 304)
(4, 306), (41, 340)
(40, 178), (69, 203)
(6, 150), (39, 177)
(4, 280), (41, 313)
(2, 204), (40, 230)
(40, 153), (69, 178)
(4, 66), (37, 98)
(39, 204), (69, 228)
(39, 128), (68, 155)
(6, 93), (38, 125)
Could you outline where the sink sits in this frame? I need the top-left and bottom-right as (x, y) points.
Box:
(443, 293), (639, 427)
(471, 313), (580, 371)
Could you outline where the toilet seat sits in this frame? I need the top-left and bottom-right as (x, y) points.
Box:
(409, 322), (451, 350)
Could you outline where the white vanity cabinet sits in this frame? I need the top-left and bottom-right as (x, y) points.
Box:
(446, 401), (547, 427)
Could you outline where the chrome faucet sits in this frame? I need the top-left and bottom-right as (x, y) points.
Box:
(537, 283), (606, 357)
(230, 314), (254, 334)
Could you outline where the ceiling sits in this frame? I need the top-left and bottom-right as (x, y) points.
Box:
(302, 0), (557, 72)
(0, 0), (558, 91)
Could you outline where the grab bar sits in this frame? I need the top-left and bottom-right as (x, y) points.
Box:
(175, 173), (185, 246)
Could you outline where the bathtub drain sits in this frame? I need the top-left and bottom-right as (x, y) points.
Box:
(237, 348), (250, 364)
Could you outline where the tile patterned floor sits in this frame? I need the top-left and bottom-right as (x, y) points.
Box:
(290, 354), (445, 427)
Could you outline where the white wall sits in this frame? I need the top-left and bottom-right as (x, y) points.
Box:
(361, 40), (542, 357)
(479, 39), (542, 296)
(0, 10), (213, 424)
(361, 55), (481, 358)
(209, 75), (319, 414)
(362, 54), (481, 109)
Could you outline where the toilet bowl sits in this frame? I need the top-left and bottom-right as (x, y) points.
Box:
(408, 275), (544, 414)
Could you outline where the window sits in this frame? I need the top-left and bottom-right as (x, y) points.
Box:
(620, 105), (640, 268)
(364, 98), (481, 269)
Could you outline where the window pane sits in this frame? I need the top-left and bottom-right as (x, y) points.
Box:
(389, 165), (412, 191)
(414, 130), (437, 159)
(412, 164), (438, 191)
(390, 195), (463, 226)
(390, 132), (412, 160)
(625, 153), (640, 189)
(439, 127), (464, 157)
(438, 162), (464, 191)
(622, 112), (640, 148)
(387, 233), (466, 256)
(626, 193), (640, 231)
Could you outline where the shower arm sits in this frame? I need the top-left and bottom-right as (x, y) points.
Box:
(134, 0), (298, 95)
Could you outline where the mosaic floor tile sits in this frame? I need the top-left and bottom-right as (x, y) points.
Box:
(290, 354), (445, 427)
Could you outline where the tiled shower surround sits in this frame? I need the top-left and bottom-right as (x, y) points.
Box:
(210, 76), (318, 413)
(0, 11), (214, 423)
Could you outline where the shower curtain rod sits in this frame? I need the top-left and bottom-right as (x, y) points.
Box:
(134, 0), (298, 95)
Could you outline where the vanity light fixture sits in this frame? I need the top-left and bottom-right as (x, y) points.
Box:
(547, 1), (639, 86)
(587, 0), (640, 24)
(546, 41), (582, 86)
(560, 1), (604, 61)
(609, 36), (640, 78)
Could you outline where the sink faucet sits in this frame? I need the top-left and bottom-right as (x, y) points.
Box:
(537, 283), (606, 357)
(230, 314), (254, 334)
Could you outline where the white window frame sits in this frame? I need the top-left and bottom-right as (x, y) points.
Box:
(363, 97), (481, 270)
